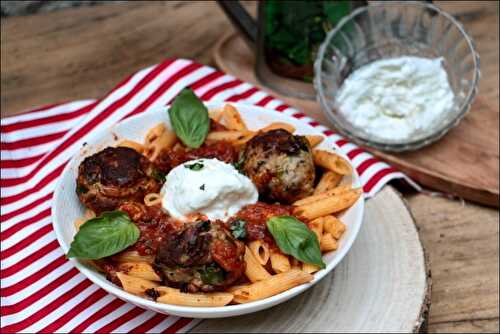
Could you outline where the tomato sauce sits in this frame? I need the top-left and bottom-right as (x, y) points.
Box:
(156, 141), (238, 173)
(232, 202), (293, 248)
(118, 202), (182, 256)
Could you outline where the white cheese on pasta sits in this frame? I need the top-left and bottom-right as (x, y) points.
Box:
(161, 158), (258, 222)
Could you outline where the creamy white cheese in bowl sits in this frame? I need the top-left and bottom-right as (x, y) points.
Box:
(314, 2), (480, 152)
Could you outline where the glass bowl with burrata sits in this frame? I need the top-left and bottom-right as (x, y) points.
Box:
(314, 1), (480, 152)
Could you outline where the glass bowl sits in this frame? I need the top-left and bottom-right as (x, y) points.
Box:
(314, 1), (480, 152)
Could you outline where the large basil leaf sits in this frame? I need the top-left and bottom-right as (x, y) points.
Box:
(168, 88), (209, 148)
(267, 215), (325, 268)
(67, 211), (139, 260)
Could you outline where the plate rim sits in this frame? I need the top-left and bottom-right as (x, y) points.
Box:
(51, 101), (365, 318)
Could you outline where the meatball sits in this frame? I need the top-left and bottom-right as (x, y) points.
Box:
(76, 146), (161, 214)
(154, 220), (245, 292)
(241, 129), (315, 204)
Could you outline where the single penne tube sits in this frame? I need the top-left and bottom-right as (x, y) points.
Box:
(302, 262), (320, 274)
(259, 122), (295, 134)
(222, 104), (247, 131)
(117, 262), (162, 281)
(144, 193), (162, 206)
(308, 217), (324, 242)
(244, 246), (272, 282)
(313, 149), (352, 175)
(155, 286), (233, 307)
(231, 269), (313, 304)
(294, 188), (362, 221)
(293, 184), (352, 206)
(232, 131), (256, 146)
(209, 108), (224, 122)
(117, 139), (146, 154)
(305, 135), (324, 148)
(323, 215), (347, 239)
(270, 251), (291, 274)
(226, 284), (251, 293)
(112, 250), (154, 264)
(320, 233), (338, 252)
(117, 272), (159, 296)
(144, 128), (177, 161)
(206, 130), (245, 142)
(248, 240), (270, 266)
(314, 171), (344, 195)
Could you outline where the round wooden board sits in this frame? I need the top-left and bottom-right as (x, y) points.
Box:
(190, 186), (431, 333)
(213, 32), (499, 208)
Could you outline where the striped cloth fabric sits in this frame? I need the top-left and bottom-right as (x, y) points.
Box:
(0, 58), (409, 333)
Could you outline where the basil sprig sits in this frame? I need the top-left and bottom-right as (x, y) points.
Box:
(67, 211), (139, 260)
(267, 216), (326, 269)
(168, 88), (209, 148)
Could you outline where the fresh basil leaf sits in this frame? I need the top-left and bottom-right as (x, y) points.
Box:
(67, 211), (139, 260)
(168, 88), (209, 148)
(184, 162), (204, 171)
(199, 263), (225, 285)
(229, 219), (247, 239)
(267, 215), (325, 269)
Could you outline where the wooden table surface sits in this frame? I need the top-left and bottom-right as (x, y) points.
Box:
(1, 1), (499, 332)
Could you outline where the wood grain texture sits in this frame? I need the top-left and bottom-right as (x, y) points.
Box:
(1, 1), (498, 331)
(192, 186), (429, 333)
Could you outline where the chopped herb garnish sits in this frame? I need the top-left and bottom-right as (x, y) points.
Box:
(229, 218), (247, 239)
(199, 263), (225, 285)
(151, 169), (166, 183)
(184, 162), (204, 171)
(200, 184), (205, 190)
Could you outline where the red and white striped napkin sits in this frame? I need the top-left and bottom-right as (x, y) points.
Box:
(1, 58), (410, 333)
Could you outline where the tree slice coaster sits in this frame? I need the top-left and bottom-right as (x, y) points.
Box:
(213, 32), (499, 208)
(191, 186), (431, 333)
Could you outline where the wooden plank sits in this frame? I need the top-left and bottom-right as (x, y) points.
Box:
(0, 1), (255, 115)
(407, 192), (499, 324)
(429, 318), (499, 333)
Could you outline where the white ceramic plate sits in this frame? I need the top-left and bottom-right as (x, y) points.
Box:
(52, 102), (365, 318)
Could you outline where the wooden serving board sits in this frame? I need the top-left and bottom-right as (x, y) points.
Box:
(213, 33), (499, 208)
(191, 186), (431, 333)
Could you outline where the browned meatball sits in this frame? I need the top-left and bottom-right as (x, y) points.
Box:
(241, 129), (315, 204)
(154, 220), (245, 292)
(76, 147), (161, 214)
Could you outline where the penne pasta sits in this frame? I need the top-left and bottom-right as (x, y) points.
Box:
(294, 188), (362, 221)
(244, 246), (272, 282)
(294, 184), (352, 206)
(305, 135), (324, 148)
(112, 250), (154, 264)
(222, 104), (247, 131)
(248, 240), (270, 266)
(155, 286), (233, 307)
(207, 130), (246, 142)
(270, 251), (291, 274)
(117, 272), (159, 296)
(117, 262), (161, 281)
(144, 123), (177, 161)
(231, 269), (313, 304)
(308, 217), (324, 242)
(323, 215), (347, 239)
(209, 108), (224, 122)
(313, 150), (352, 175)
(302, 262), (320, 274)
(259, 122), (295, 134)
(144, 193), (161, 206)
(314, 171), (343, 195)
(320, 233), (338, 252)
(117, 140), (145, 154)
